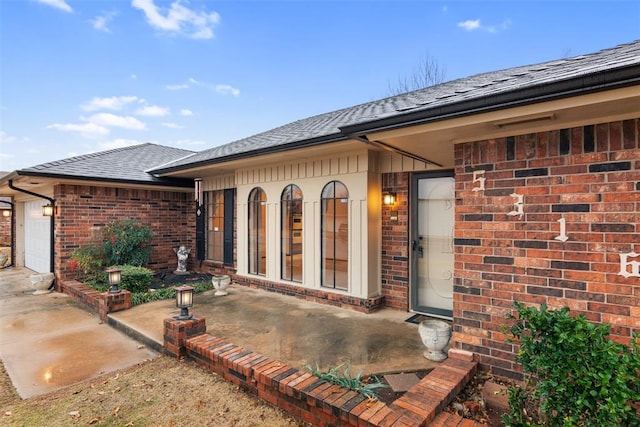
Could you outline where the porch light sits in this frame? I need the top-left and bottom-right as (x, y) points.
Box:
(106, 267), (122, 294)
(42, 204), (54, 217)
(175, 285), (194, 320)
(1, 209), (10, 218)
(383, 192), (396, 206)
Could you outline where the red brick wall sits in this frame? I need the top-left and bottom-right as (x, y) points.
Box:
(453, 118), (640, 379)
(54, 184), (194, 280)
(0, 210), (11, 247)
(381, 172), (410, 310)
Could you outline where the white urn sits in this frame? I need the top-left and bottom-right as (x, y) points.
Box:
(418, 319), (452, 361)
(29, 273), (55, 295)
(211, 274), (231, 296)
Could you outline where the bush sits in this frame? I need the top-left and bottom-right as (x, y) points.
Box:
(129, 280), (214, 306)
(70, 245), (104, 280)
(110, 265), (153, 293)
(103, 220), (152, 266)
(306, 363), (388, 400)
(503, 302), (640, 427)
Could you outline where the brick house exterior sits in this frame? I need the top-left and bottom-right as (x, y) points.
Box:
(451, 118), (639, 379)
(2, 41), (639, 380)
(54, 184), (194, 282)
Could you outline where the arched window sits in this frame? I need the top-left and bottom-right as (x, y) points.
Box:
(281, 184), (303, 282)
(248, 188), (266, 275)
(321, 181), (348, 290)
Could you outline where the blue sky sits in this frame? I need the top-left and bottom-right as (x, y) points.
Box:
(1, 0), (639, 172)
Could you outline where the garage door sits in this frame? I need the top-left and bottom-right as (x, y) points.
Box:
(24, 200), (51, 273)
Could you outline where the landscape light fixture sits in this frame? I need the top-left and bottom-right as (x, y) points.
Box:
(42, 204), (54, 217)
(175, 285), (194, 320)
(106, 267), (122, 294)
(383, 192), (396, 206)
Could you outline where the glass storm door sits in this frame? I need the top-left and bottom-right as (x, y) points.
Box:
(411, 172), (454, 318)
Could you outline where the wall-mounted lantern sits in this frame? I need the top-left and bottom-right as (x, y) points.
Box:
(383, 192), (397, 206)
(42, 204), (55, 217)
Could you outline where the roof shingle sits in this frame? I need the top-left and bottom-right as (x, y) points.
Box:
(152, 39), (640, 173)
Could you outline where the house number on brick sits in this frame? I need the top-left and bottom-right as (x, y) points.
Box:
(554, 217), (569, 242)
(472, 170), (486, 192)
(618, 252), (640, 278)
(507, 193), (524, 219)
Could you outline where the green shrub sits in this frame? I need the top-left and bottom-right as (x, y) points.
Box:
(103, 219), (152, 266)
(306, 363), (388, 400)
(503, 302), (640, 427)
(129, 280), (213, 306)
(70, 245), (104, 279)
(110, 265), (153, 293)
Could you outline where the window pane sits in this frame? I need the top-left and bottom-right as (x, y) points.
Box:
(281, 185), (303, 282)
(206, 190), (225, 262)
(321, 181), (348, 290)
(248, 188), (266, 275)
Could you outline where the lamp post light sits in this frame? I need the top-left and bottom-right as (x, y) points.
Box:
(106, 268), (122, 294)
(175, 285), (194, 320)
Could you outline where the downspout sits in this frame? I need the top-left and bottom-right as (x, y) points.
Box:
(8, 180), (55, 287)
(0, 200), (14, 268)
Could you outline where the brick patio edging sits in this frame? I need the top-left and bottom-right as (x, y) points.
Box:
(60, 279), (131, 322)
(164, 316), (479, 426)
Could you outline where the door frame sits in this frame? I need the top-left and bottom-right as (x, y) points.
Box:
(409, 170), (455, 319)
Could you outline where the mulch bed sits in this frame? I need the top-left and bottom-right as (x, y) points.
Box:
(150, 271), (212, 289)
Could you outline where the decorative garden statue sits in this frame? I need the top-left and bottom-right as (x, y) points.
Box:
(173, 245), (191, 275)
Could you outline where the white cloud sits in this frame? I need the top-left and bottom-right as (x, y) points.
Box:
(215, 84), (240, 97)
(458, 18), (511, 33)
(166, 83), (189, 90)
(180, 109), (193, 116)
(90, 11), (117, 32)
(85, 113), (147, 130)
(130, 74), (138, 80)
(81, 96), (139, 111)
(458, 19), (480, 31)
(162, 122), (182, 129)
(36, 0), (72, 13)
(131, 0), (220, 40)
(136, 105), (170, 116)
(171, 77), (240, 96)
(47, 122), (110, 138)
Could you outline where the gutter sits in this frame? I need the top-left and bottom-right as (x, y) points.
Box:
(8, 180), (55, 285)
(12, 170), (194, 189)
(339, 64), (640, 136)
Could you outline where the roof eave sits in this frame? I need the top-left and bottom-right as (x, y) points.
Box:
(9, 170), (194, 188)
(151, 132), (348, 175)
(340, 64), (640, 136)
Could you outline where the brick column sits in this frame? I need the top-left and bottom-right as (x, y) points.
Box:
(98, 290), (131, 322)
(163, 316), (207, 358)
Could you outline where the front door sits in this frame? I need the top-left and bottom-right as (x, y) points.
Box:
(410, 171), (454, 318)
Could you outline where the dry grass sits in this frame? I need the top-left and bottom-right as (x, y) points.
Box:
(1, 356), (306, 426)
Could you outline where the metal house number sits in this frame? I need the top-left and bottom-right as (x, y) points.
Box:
(475, 170), (640, 279)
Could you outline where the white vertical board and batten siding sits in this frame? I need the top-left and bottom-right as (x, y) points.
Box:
(233, 150), (380, 300)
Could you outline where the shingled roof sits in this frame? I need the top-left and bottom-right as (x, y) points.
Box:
(150, 39), (640, 174)
(15, 143), (194, 187)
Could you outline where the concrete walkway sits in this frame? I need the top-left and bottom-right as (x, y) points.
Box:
(1, 266), (442, 400)
(0, 267), (158, 398)
(110, 280), (441, 376)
